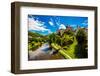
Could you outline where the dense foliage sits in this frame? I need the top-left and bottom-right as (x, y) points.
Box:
(75, 28), (88, 58)
(28, 31), (47, 51)
(28, 27), (88, 59)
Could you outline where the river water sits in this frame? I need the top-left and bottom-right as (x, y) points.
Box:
(29, 43), (52, 60)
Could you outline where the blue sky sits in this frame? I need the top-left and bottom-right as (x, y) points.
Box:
(28, 15), (88, 35)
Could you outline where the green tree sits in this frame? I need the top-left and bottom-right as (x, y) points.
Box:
(75, 28), (88, 58)
(64, 29), (74, 36)
(76, 28), (87, 44)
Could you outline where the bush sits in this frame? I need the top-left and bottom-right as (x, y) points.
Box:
(75, 28), (88, 58)
(65, 29), (74, 36)
(76, 28), (87, 44)
(62, 34), (74, 46)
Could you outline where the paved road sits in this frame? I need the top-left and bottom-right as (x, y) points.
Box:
(29, 43), (52, 60)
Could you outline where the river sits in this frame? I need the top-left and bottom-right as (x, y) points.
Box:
(29, 43), (53, 60)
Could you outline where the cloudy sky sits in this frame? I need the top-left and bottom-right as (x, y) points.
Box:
(28, 15), (88, 35)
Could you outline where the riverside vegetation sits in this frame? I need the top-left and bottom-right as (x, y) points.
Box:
(28, 25), (88, 60)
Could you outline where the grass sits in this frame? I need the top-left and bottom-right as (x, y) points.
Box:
(59, 37), (78, 59)
(59, 50), (72, 59)
(50, 37), (78, 59)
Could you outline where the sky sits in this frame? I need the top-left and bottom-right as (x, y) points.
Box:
(28, 15), (88, 35)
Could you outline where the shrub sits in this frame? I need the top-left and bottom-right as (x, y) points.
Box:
(76, 28), (87, 44)
(75, 28), (88, 58)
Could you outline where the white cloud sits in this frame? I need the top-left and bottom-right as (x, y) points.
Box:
(48, 30), (52, 34)
(49, 21), (54, 26)
(56, 22), (60, 26)
(55, 17), (61, 26)
(82, 20), (88, 26)
(59, 24), (66, 29)
(49, 18), (56, 27)
(82, 22), (88, 25)
(28, 18), (51, 32)
(70, 24), (76, 27)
